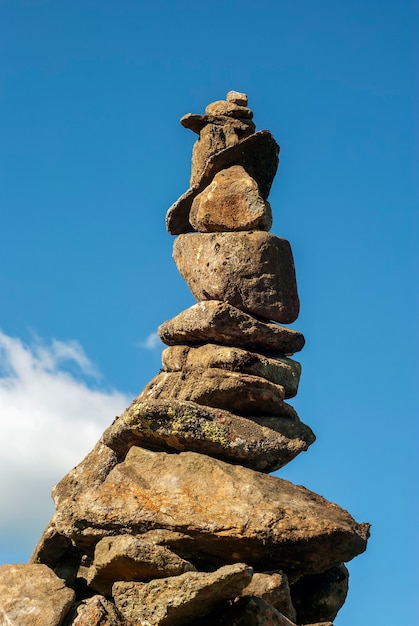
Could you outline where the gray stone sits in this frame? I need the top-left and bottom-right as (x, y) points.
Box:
(158, 301), (305, 355)
(53, 448), (370, 579)
(173, 231), (299, 323)
(113, 563), (253, 626)
(0, 563), (75, 626)
(162, 344), (301, 398)
(190, 165), (272, 232)
(139, 369), (288, 415)
(102, 398), (315, 473)
(166, 131), (279, 235)
(86, 535), (195, 596)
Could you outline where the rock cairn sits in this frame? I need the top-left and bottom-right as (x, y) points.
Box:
(0, 92), (370, 626)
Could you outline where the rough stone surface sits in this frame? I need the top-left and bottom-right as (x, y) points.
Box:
(113, 563), (253, 626)
(241, 572), (296, 622)
(86, 535), (195, 596)
(139, 369), (289, 415)
(162, 344), (301, 398)
(194, 596), (297, 626)
(205, 100), (253, 119)
(227, 90), (248, 105)
(0, 563), (75, 626)
(190, 165), (272, 232)
(173, 231), (299, 323)
(102, 398), (315, 473)
(158, 301), (305, 355)
(63, 595), (126, 625)
(291, 564), (349, 624)
(53, 448), (370, 578)
(166, 131), (279, 234)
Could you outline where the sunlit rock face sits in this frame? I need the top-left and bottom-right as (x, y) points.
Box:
(2, 92), (369, 626)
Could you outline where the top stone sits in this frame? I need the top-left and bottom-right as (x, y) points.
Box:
(227, 90), (248, 106)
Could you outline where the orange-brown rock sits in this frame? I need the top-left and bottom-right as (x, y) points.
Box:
(173, 231), (299, 323)
(190, 165), (272, 232)
(241, 572), (297, 622)
(63, 595), (126, 625)
(166, 131), (279, 234)
(102, 398), (315, 472)
(161, 344), (301, 398)
(53, 448), (370, 578)
(158, 301), (305, 355)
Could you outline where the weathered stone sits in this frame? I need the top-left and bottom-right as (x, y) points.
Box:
(190, 166), (272, 232)
(162, 345), (301, 398)
(63, 595), (126, 626)
(205, 100), (253, 119)
(173, 231), (299, 323)
(102, 398), (315, 473)
(158, 301), (305, 355)
(241, 572), (296, 622)
(227, 90), (248, 106)
(180, 113), (255, 136)
(291, 564), (349, 624)
(139, 370), (289, 415)
(194, 596), (297, 626)
(113, 563), (253, 626)
(166, 131), (279, 234)
(54, 448), (370, 578)
(86, 535), (195, 596)
(0, 563), (75, 626)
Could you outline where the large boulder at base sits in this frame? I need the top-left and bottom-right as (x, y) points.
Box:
(86, 535), (196, 595)
(158, 301), (305, 355)
(102, 398), (315, 473)
(0, 563), (74, 626)
(53, 448), (370, 578)
(190, 165), (272, 232)
(161, 345), (301, 399)
(62, 595), (126, 625)
(166, 131), (279, 235)
(173, 231), (299, 323)
(112, 563), (253, 626)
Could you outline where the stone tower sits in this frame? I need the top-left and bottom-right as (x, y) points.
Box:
(0, 92), (369, 626)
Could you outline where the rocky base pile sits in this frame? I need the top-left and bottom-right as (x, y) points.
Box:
(0, 92), (369, 626)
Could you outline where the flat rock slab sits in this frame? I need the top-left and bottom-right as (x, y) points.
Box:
(173, 231), (299, 324)
(54, 448), (370, 579)
(158, 301), (305, 355)
(113, 563), (253, 626)
(166, 131), (279, 235)
(162, 344), (301, 398)
(139, 369), (288, 415)
(63, 595), (125, 626)
(190, 165), (272, 232)
(102, 398), (315, 473)
(87, 535), (195, 596)
(0, 563), (74, 626)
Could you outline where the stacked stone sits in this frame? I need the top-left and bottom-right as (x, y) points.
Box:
(0, 93), (369, 626)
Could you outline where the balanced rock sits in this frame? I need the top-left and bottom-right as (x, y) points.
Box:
(113, 563), (253, 626)
(102, 398), (315, 472)
(162, 344), (301, 398)
(190, 165), (272, 232)
(173, 231), (299, 323)
(158, 300), (305, 354)
(86, 535), (196, 596)
(52, 448), (369, 579)
(227, 90), (248, 105)
(166, 130), (279, 234)
(0, 563), (75, 626)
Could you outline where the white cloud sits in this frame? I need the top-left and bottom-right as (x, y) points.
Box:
(137, 332), (162, 350)
(0, 330), (131, 562)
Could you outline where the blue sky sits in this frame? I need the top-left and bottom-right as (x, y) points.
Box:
(0, 1), (417, 624)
